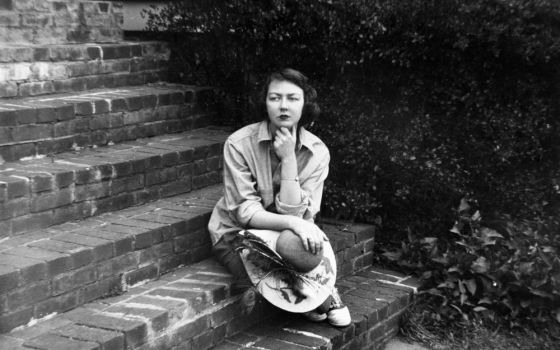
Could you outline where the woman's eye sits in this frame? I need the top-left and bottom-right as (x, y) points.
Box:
(289, 97), (300, 101)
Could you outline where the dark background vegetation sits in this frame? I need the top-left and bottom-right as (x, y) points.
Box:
(144, 0), (560, 333)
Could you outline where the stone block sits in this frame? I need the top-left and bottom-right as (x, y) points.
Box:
(53, 324), (124, 350)
(0, 0), (13, 11)
(63, 308), (147, 348)
(7, 280), (51, 311)
(0, 307), (33, 333)
(19, 81), (55, 97)
(1, 176), (29, 199)
(97, 253), (138, 279)
(0, 81), (17, 98)
(0, 264), (19, 294)
(30, 187), (74, 212)
(52, 265), (97, 295)
(24, 333), (99, 350)
(13, 124), (53, 142)
(124, 263), (158, 287)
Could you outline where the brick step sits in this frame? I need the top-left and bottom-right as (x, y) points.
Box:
(0, 183), (224, 333)
(0, 127), (229, 237)
(0, 221), (389, 350)
(0, 83), (217, 162)
(0, 41), (170, 98)
(211, 268), (419, 350)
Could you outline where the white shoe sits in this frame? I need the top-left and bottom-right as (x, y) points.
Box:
(303, 310), (327, 322)
(327, 288), (351, 327)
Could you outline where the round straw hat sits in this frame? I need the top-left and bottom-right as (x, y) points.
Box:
(238, 229), (337, 313)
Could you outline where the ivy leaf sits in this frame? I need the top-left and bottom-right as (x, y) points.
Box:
(471, 210), (481, 222)
(458, 198), (470, 213)
(478, 297), (492, 305)
(450, 221), (463, 234)
(465, 279), (477, 295)
(519, 262), (534, 276)
(473, 306), (487, 312)
(481, 227), (503, 240)
(420, 237), (438, 245)
(431, 256), (449, 265)
(471, 257), (489, 273)
(438, 281), (455, 289)
(529, 288), (554, 299)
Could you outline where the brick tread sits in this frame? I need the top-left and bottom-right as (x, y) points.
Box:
(0, 222), (413, 350)
(0, 83), (217, 162)
(0, 126), (228, 236)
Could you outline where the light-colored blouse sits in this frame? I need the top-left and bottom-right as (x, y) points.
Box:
(207, 121), (330, 245)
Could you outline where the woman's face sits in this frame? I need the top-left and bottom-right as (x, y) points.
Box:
(266, 79), (304, 132)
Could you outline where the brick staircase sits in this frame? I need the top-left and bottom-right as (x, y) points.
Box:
(0, 1), (418, 349)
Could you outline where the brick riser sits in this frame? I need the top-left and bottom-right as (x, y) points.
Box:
(0, 42), (170, 98)
(0, 85), (217, 162)
(0, 127), (228, 237)
(0, 221), (400, 350)
(0, 185), (223, 334)
(0, 200), (375, 335)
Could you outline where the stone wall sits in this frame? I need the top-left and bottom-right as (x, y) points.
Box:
(0, 0), (123, 44)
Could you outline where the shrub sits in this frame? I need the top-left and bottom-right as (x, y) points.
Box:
(382, 199), (560, 326)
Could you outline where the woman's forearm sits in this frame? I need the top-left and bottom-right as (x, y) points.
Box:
(279, 155), (302, 205)
(248, 210), (297, 231)
(247, 209), (326, 254)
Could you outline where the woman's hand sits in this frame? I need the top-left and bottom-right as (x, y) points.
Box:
(288, 217), (329, 255)
(273, 127), (297, 160)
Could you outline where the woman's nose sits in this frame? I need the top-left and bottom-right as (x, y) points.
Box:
(279, 98), (287, 109)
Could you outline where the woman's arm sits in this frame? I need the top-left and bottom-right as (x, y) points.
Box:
(273, 127), (330, 221)
(248, 210), (327, 254)
(274, 127), (302, 205)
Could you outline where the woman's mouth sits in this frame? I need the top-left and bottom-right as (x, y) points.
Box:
(278, 115), (290, 120)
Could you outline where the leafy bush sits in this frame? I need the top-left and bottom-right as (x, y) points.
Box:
(383, 199), (560, 326)
(144, 0), (560, 325)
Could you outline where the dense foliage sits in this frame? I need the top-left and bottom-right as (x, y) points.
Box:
(144, 0), (560, 326)
(384, 200), (560, 326)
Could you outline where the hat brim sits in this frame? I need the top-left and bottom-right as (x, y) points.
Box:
(238, 229), (337, 313)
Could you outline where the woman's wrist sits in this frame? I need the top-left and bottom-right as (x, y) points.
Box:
(281, 154), (297, 164)
(286, 215), (299, 231)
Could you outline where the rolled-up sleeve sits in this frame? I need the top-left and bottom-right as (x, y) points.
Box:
(275, 152), (330, 221)
(222, 139), (265, 226)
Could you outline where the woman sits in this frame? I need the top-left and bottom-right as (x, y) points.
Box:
(208, 68), (351, 327)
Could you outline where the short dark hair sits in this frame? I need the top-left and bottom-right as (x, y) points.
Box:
(258, 68), (320, 129)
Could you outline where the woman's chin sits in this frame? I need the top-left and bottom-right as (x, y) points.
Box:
(271, 120), (297, 131)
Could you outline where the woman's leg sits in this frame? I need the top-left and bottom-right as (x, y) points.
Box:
(211, 232), (252, 294)
(212, 232), (257, 314)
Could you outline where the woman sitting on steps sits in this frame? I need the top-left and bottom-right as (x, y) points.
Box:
(207, 68), (351, 327)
